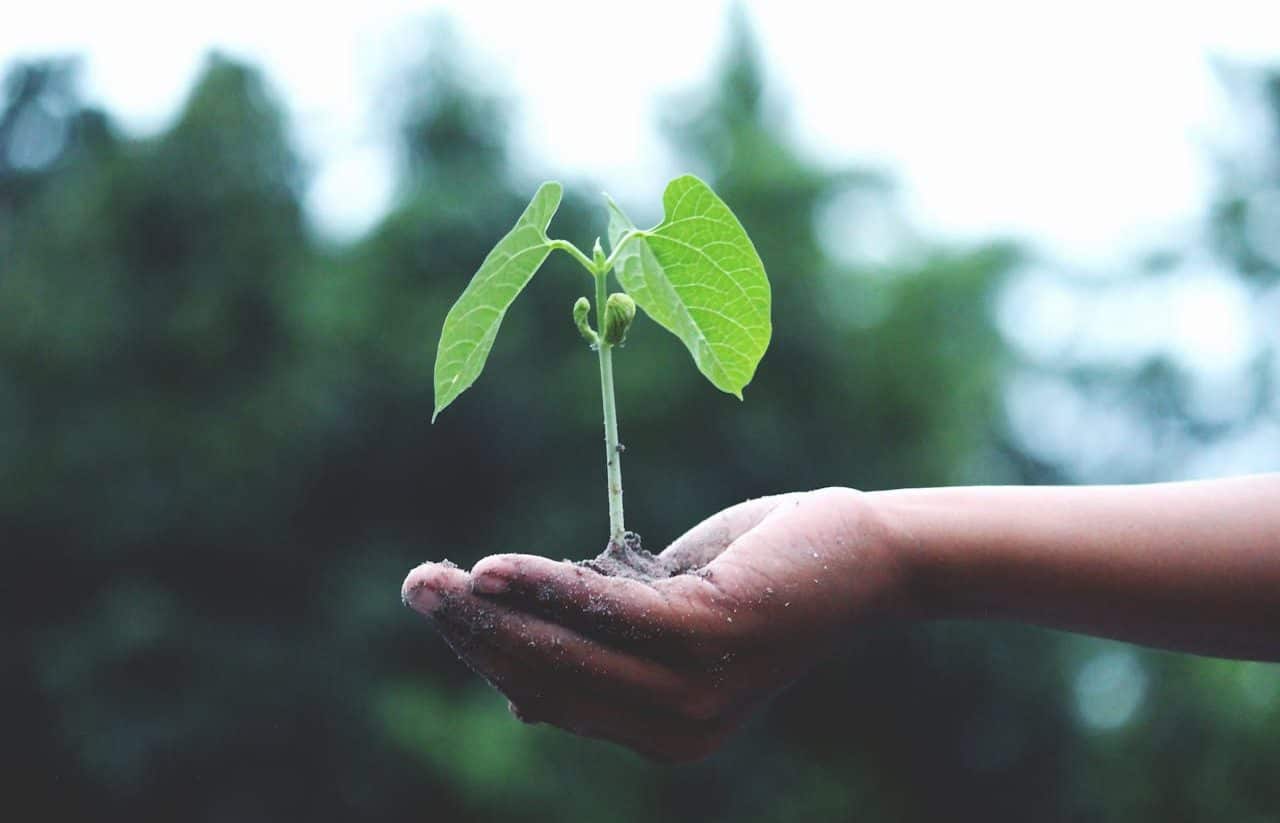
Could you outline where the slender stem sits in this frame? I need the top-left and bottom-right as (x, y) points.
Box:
(595, 269), (625, 545)
(601, 229), (647, 272)
(551, 235), (628, 543)
(548, 239), (597, 275)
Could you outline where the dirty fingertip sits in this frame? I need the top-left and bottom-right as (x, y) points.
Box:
(401, 562), (469, 614)
(470, 556), (520, 595)
(471, 571), (510, 596)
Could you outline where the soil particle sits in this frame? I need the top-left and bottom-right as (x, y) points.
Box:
(579, 531), (685, 582)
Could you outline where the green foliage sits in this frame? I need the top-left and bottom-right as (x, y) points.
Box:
(434, 173), (770, 417)
(432, 181), (562, 420)
(608, 175), (771, 399)
(5, 15), (1279, 823)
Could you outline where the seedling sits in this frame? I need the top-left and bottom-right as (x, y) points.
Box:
(433, 175), (770, 555)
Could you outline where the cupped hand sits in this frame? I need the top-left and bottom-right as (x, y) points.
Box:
(401, 487), (910, 763)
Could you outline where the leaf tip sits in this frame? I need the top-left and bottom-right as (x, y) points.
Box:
(431, 394), (452, 423)
(532, 181), (564, 210)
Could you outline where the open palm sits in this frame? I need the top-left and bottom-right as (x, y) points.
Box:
(402, 488), (906, 762)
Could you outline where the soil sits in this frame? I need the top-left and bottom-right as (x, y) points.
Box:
(579, 531), (682, 582)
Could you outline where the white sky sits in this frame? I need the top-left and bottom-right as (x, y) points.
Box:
(3, 0), (1279, 260)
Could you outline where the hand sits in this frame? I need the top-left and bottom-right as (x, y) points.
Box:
(401, 487), (910, 763)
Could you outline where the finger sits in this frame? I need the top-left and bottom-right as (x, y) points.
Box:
(405, 563), (729, 762)
(412, 573), (696, 713)
(659, 494), (797, 571)
(469, 554), (727, 656)
(402, 560), (470, 614)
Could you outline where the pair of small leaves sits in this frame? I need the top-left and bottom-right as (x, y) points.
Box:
(432, 175), (771, 420)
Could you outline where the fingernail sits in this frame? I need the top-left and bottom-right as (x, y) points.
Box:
(471, 571), (510, 596)
(402, 579), (442, 614)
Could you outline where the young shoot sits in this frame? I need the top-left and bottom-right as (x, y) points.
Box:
(432, 175), (771, 549)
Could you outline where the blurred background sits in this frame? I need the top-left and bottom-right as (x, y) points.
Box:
(3, 2), (1278, 820)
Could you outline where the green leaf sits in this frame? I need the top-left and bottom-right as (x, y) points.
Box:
(433, 182), (562, 420)
(607, 175), (771, 399)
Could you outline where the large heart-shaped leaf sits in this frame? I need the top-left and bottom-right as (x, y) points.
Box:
(607, 175), (771, 399)
(433, 182), (562, 420)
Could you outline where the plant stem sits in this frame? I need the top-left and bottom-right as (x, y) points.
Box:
(548, 239), (596, 274)
(595, 269), (625, 545)
(600, 229), (646, 271)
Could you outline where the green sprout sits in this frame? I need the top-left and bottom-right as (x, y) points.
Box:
(432, 175), (771, 548)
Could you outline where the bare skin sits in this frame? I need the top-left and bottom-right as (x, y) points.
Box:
(401, 475), (1280, 763)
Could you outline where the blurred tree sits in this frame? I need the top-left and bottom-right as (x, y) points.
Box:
(0, 60), (98, 198)
(999, 64), (1280, 486)
(3, 12), (1276, 823)
(988, 61), (1280, 822)
(1211, 69), (1280, 286)
(2, 53), (347, 821)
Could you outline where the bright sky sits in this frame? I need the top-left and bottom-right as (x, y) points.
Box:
(3, 0), (1278, 261)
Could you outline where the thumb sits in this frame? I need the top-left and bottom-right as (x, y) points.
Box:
(659, 494), (797, 573)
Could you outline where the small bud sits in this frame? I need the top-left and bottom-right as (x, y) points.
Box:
(572, 297), (597, 345)
(592, 237), (607, 271)
(602, 292), (636, 346)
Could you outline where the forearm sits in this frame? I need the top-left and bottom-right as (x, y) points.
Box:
(868, 475), (1280, 661)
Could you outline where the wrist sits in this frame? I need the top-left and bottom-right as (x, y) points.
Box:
(804, 486), (930, 624)
(862, 489), (948, 621)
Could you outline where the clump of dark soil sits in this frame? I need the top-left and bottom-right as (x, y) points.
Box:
(580, 531), (681, 582)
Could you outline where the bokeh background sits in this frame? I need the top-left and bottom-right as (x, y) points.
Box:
(4, 3), (1279, 820)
